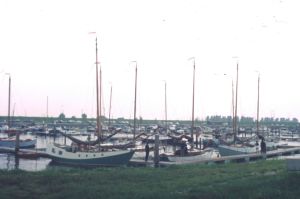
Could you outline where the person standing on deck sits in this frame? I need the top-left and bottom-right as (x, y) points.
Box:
(261, 139), (266, 154)
(145, 142), (150, 162)
(255, 140), (259, 153)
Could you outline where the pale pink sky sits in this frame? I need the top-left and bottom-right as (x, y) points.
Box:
(0, 0), (300, 120)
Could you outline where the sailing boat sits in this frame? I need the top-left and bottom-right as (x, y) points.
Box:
(159, 58), (214, 162)
(0, 74), (37, 149)
(218, 64), (261, 156)
(46, 38), (134, 166)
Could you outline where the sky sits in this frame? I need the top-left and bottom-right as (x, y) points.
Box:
(0, 0), (300, 120)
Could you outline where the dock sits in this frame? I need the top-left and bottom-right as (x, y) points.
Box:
(1, 146), (300, 167)
(0, 147), (49, 158)
(130, 147), (300, 167)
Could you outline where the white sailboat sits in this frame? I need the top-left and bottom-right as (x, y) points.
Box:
(1, 74), (36, 149)
(46, 37), (134, 166)
(218, 63), (259, 156)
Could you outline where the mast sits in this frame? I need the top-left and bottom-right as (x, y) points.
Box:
(256, 73), (260, 135)
(99, 66), (102, 139)
(12, 103), (16, 118)
(133, 62), (137, 140)
(191, 58), (195, 150)
(95, 37), (101, 149)
(7, 74), (11, 128)
(232, 79), (235, 134)
(164, 81), (167, 134)
(108, 84), (112, 128)
(234, 63), (239, 142)
(46, 96), (49, 119)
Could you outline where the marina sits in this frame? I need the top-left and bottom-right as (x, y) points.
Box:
(1, 126), (300, 171)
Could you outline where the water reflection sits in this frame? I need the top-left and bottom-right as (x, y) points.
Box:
(0, 133), (107, 171)
(0, 153), (51, 171)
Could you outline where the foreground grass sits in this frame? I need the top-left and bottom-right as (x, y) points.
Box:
(0, 160), (299, 199)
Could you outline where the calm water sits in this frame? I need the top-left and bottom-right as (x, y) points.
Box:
(0, 133), (93, 171)
(0, 153), (51, 171)
(0, 133), (168, 171)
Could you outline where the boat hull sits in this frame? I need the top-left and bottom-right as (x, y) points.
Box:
(46, 144), (135, 166)
(0, 139), (36, 148)
(218, 144), (256, 156)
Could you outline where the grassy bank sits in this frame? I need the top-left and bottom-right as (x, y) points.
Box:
(0, 160), (299, 199)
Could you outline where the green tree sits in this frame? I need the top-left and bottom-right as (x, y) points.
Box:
(292, 118), (298, 123)
(81, 113), (87, 120)
(58, 113), (65, 120)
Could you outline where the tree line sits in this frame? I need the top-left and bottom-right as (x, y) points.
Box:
(206, 115), (299, 126)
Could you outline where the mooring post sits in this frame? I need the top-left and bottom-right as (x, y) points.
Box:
(199, 138), (202, 150)
(15, 131), (20, 153)
(154, 134), (159, 167)
(195, 134), (199, 149)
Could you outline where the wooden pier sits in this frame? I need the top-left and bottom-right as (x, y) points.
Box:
(2, 146), (300, 167)
(0, 147), (49, 158)
(130, 147), (300, 167)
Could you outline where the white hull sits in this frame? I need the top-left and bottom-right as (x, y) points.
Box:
(218, 144), (257, 156)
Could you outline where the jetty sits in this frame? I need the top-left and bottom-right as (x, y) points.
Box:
(130, 147), (300, 167)
(0, 147), (49, 158)
(2, 146), (300, 167)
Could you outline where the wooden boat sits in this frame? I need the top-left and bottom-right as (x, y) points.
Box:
(217, 66), (275, 156)
(217, 144), (256, 156)
(16, 151), (40, 159)
(159, 144), (214, 162)
(0, 137), (36, 148)
(3, 128), (18, 136)
(46, 143), (134, 166)
(46, 37), (134, 166)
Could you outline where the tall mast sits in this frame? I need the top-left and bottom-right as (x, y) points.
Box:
(99, 66), (102, 139)
(46, 96), (49, 119)
(191, 58), (195, 150)
(256, 73), (260, 135)
(133, 62), (137, 140)
(95, 37), (101, 144)
(108, 84), (112, 128)
(234, 63), (239, 142)
(7, 74), (11, 128)
(232, 79), (235, 134)
(164, 81), (167, 134)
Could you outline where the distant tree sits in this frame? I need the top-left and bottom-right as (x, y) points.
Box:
(71, 116), (76, 119)
(206, 116), (210, 122)
(117, 117), (124, 121)
(81, 113), (87, 120)
(280, 118), (285, 123)
(139, 116), (143, 123)
(58, 113), (65, 120)
(292, 118), (298, 123)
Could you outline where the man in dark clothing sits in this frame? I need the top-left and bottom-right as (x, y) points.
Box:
(145, 142), (150, 162)
(261, 139), (266, 154)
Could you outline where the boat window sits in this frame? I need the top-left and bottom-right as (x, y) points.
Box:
(78, 154), (81, 157)
(52, 148), (55, 153)
(86, 154), (88, 157)
(93, 154), (96, 157)
(59, 151), (63, 155)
